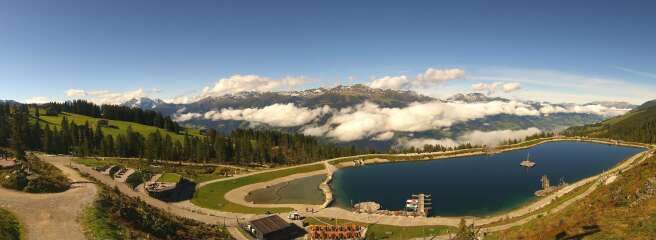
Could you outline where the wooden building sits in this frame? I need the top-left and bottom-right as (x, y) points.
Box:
(245, 215), (305, 240)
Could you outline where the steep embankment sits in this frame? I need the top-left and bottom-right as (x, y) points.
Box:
(564, 99), (656, 143)
(487, 153), (656, 239)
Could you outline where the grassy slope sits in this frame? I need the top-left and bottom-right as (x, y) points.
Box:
(37, 111), (201, 143)
(564, 102), (656, 142)
(0, 208), (21, 240)
(192, 163), (325, 213)
(487, 156), (656, 239)
(81, 205), (127, 240)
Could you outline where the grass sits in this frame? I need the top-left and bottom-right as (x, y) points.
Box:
(0, 208), (21, 240)
(37, 111), (201, 143)
(486, 156), (656, 239)
(191, 163), (325, 213)
(81, 205), (127, 240)
(303, 217), (456, 239)
(157, 173), (182, 183)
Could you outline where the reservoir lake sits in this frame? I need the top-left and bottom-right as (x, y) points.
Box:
(331, 141), (643, 217)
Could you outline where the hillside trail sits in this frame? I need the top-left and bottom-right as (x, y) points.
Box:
(0, 155), (97, 240)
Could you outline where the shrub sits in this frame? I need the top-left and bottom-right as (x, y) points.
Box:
(0, 172), (28, 191)
(23, 176), (70, 193)
(126, 169), (153, 188)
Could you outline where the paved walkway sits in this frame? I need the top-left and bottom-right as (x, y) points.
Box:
(0, 155), (97, 240)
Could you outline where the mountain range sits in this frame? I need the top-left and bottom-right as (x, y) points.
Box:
(120, 85), (636, 149)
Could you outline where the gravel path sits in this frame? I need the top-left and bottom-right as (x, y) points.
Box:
(0, 155), (97, 240)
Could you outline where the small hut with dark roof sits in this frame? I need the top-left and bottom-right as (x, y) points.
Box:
(246, 215), (305, 240)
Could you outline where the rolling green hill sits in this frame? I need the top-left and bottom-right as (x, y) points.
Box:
(36, 110), (202, 143)
(564, 100), (656, 143)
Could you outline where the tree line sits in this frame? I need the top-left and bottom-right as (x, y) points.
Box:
(0, 102), (365, 165)
(563, 104), (656, 144)
(42, 100), (181, 132)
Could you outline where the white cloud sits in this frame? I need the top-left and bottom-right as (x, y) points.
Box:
(168, 74), (311, 104)
(25, 96), (49, 104)
(369, 76), (411, 90)
(66, 89), (87, 97)
(201, 75), (309, 98)
(169, 97), (629, 141)
(396, 128), (542, 149)
(472, 82), (501, 95)
(166, 96), (196, 104)
(321, 100), (540, 141)
(302, 124), (331, 137)
(416, 68), (465, 85)
(396, 137), (460, 149)
(172, 113), (202, 122)
(538, 103), (629, 117)
(501, 82), (521, 93)
(369, 68), (465, 90)
(372, 131), (395, 141)
(469, 67), (654, 104)
(202, 103), (331, 127)
(458, 128), (541, 147)
(471, 82), (521, 95)
(65, 88), (151, 105)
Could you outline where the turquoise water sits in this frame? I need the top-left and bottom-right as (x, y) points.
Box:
(246, 174), (326, 205)
(332, 141), (643, 217)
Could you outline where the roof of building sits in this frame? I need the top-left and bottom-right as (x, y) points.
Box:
(249, 215), (290, 235)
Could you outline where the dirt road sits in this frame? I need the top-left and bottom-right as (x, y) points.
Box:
(0, 155), (97, 240)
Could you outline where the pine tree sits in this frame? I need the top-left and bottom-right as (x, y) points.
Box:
(11, 105), (28, 160)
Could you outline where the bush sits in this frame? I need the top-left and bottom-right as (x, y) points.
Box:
(1, 155), (70, 193)
(0, 172), (28, 191)
(23, 176), (70, 193)
(126, 169), (153, 188)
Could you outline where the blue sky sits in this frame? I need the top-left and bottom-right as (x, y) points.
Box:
(1, 0), (655, 104)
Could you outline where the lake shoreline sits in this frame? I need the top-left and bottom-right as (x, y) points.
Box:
(330, 137), (648, 170)
(218, 136), (651, 229)
(331, 137), (652, 218)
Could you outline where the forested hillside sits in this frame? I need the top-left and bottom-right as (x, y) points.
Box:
(0, 101), (365, 165)
(564, 100), (656, 143)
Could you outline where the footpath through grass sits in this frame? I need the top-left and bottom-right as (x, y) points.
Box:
(0, 208), (21, 240)
(192, 163), (325, 214)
